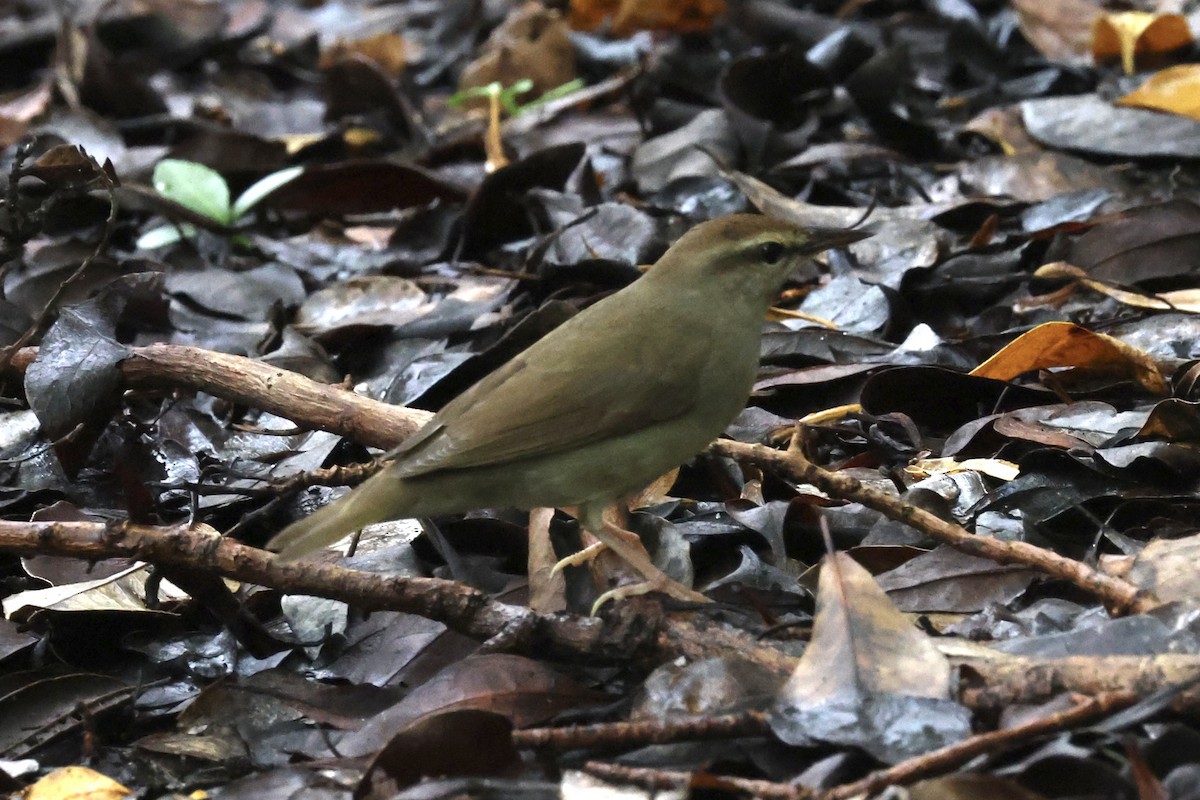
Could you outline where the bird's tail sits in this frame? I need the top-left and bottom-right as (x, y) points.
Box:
(266, 470), (410, 560)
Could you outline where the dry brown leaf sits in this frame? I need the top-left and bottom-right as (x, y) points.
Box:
(905, 456), (1020, 482)
(569, 0), (726, 36)
(1036, 262), (1200, 313)
(1127, 534), (1200, 603)
(1137, 398), (1200, 440)
(908, 774), (1050, 800)
(781, 552), (953, 702)
(970, 321), (1168, 394)
(1011, 0), (1100, 64)
(1117, 64), (1200, 119)
(459, 4), (576, 100)
(319, 32), (412, 77)
(1092, 12), (1192, 75)
(772, 552), (970, 760)
(527, 506), (566, 613)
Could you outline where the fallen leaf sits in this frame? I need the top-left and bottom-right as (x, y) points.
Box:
(971, 321), (1168, 394)
(1117, 64), (1200, 119)
(24, 766), (131, 800)
(320, 33), (412, 77)
(1036, 262), (1200, 314)
(770, 552), (972, 761)
(569, 0), (726, 35)
(1092, 12), (1191, 75)
(1012, 0), (1100, 64)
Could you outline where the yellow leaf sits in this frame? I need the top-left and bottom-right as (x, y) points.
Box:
(906, 457), (1020, 481)
(971, 321), (1167, 394)
(1117, 64), (1200, 119)
(25, 766), (131, 800)
(1092, 12), (1191, 75)
(1035, 262), (1200, 313)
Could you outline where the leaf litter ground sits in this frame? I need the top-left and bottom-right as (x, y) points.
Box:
(3, 0), (1200, 797)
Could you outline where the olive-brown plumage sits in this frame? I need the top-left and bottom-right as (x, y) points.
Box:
(268, 214), (868, 602)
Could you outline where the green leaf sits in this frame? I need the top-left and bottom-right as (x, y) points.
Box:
(136, 223), (193, 250)
(152, 159), (231, 224)
(500, 79), (534, 115)
(232, 165), (304, 220)
(522, 78), (585, 110)
(447, 82), (502, 107)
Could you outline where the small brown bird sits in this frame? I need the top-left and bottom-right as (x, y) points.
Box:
(268, 214), (869, 607)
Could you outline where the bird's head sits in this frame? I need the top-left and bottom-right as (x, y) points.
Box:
(649, 214), (870, 306)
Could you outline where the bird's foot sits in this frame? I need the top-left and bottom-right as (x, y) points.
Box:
(591, 573), (709, 615)
(548, 519), (644, 576)
(587, 519), (709, 614)
(548, 541), (608, 577)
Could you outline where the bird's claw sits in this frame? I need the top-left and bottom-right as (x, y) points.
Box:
(548, 541), (608, 577)
(591, 575), (709, 615)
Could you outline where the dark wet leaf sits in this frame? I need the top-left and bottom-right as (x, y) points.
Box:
(861, 367), (1056, 433)
(0, 672), (132, 758)
(457, 143), (586, 257)
(336, 654), (604, 758)
(844, 46), (940, 158)
(533, 200), (659, 267)
(635, 656), (785, 720)
(876, 545), (1037, 613)
(720, 46), (834, 161)
(631, 109), (738, 194)
(958, 152), (1127, 204)
(1023, 95), (1200, 158)
(264, 161), (467, 217)
(1067, 200), (1200, 284)
(24, 300), (130, 469)
(26, 144), (113, 188)
(357, 710), (518, 797)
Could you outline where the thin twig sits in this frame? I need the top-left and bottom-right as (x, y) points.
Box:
(708, 440), (1157, 616)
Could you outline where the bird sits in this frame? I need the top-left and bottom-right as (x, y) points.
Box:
(267, 213), (870, 609)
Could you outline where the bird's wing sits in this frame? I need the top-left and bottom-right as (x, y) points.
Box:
(388, 317), (710, 478)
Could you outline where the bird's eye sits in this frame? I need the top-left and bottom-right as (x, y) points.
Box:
(758, 241), (786, 264)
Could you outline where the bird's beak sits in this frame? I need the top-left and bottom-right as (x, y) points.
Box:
(800, 226), (871, 254)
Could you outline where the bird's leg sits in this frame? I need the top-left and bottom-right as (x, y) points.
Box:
(586, 517), (709, 612)
(548, 503), (634, 575)
(552, 503), (707, 612)
(548, 540), (609, 573)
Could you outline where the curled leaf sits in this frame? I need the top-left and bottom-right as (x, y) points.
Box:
(1092, 12), (1191, 75)
(971, 321), (1168, 395)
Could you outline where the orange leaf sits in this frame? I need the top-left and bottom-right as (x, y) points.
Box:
(569, 0), (726, 35)
(1092, 12), (1191, 75)
(1117, 64), (1200, 119)
(971, 321), (1167, 394)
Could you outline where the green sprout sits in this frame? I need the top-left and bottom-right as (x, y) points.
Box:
(448, 78), (585, 117)
(137, 159), (303, 250)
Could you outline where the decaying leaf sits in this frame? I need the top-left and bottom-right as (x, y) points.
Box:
(771, 552), (972, 762)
